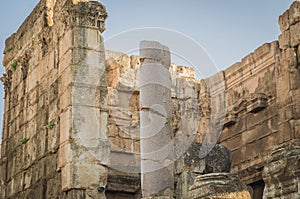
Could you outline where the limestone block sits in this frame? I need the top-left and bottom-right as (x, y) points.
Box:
(58, 142), (73, 170)
(108, 124), (119, 138)
(283, 48), (298, 68)
(293, 104), (300, 120)
(130, 55), (141, 68)
(289, 1), (300, 26)
(45, 154), (58, 178)
(35, 132), (47, 160)
(73, 162), (107, 189)
(27, 67), (41, 93)
(61, 163), (75, 191)
(23, 170), (32, 190)
(58, 50), (72, 79)
(140, 41), (171, 67)
(118, 68), (139, 90)
(107, 88), (119, 106)
(73, 27), (104, 52)
(290, 120), (300, 138)
(290, 23), (300, 47)
(24, 138), (36, 169)
(46, 175), (61, 199)
(277, 122), (292, 142)
(279, 10), (291, 32)
(107, 169), (141, 194)
(47, 122), (59, 153)
(290, 68), (300, 90)
(188, 173), (251, 199)
(279, 31), (291, 50)
(221, 134), (242, 152)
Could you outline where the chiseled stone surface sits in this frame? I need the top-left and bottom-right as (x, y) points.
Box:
(262, 140), (300, 199)
(188, 173), (251, 199)
(0, 0), (108, 198)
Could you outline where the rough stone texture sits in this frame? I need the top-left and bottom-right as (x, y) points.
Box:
(1, 1), (300, 199)
(188, 173), (251, 199)
(175, 143), (232, 199)
(218, 4), (300, 196)
(262, 139), (300, 199)
(0, 0), (109, 198)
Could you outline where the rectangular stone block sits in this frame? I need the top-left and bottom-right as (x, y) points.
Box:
(59, 86), (73, 111)
(289, 67), (300, 90)
(221, 134), (242, 151)
(58, 141), (73, 170)
(242, 123), (271, 145)
(35, 131), (47, 159)
(73, 162), (107, 189)
(73, 27), (104, 51)
(278, 31), (291, 49)
(277, 122), (293, 143)
(27, 67), (41, 93)
(59, 29), (74, 57)
(279, 10), (290, 32)
(290, 23), (300, 47)
(45, 154), (58, 178)
(31, 160), (45, 186)
(23, 170), (32, 190)
(47, 121), (59, 153)
(290, 120), (300, 138)
(58, 49), (73, 76)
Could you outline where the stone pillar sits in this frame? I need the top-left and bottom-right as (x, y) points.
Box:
(139, 41), (174, 198)
(58, 1), (109, 198)
(262, 140), (300, 199)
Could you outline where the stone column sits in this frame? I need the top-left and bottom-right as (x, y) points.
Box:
(139, 41), (174, 198)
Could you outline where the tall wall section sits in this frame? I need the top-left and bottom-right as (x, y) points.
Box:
(219, 2), (300, 198)
(0, 0), (110, 198)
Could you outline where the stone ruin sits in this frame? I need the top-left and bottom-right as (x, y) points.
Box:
(0, 0), (299, 198)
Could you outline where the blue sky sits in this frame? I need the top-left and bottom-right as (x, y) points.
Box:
(0, 0), (294, 140)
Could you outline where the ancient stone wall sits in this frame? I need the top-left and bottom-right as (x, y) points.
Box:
(103, 2), (300, 198)
(220, 2), (300, 192)
(0, 0), (109, 198)
(1, 0), (300, 199)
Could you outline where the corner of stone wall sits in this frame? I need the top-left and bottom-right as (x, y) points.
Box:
(0, 0), (109, 198)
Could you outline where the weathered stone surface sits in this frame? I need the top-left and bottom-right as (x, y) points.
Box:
(175, 143), (232, 198)
(140, 41), (174, 198)
(262, 140), (300, 199)
(1, 1), (300, 199)
(188, 173), (251, 199)
(0, 0), (109, 198)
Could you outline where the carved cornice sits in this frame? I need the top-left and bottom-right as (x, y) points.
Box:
(68, 1), (108, 32)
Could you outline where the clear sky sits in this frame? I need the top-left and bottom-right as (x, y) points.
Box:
(0, 0), (294, 140)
